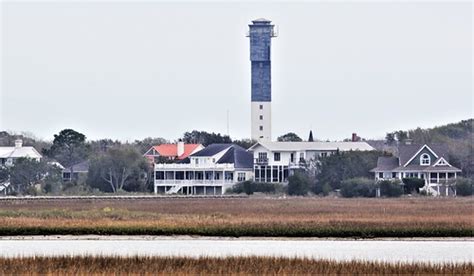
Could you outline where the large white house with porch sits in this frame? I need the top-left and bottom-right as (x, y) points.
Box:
(248, 141), (375, 183)
(154, 144), (253, 195)
(371, 144), (462, 196)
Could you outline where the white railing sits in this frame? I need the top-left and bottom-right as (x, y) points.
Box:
(154, 163), (235, 170)
(155, 179), (235, 185)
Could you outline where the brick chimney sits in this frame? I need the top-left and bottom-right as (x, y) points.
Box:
(351, 133), (360, 142)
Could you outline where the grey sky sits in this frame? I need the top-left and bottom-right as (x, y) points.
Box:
(1, 1), (472, 142)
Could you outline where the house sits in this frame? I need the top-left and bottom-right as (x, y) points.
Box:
(153, 143), (253, 195)
(248, 141), (375, 183)
(144, 141), (204, 163)
(371, 143), (462, 196)
(62, 160), (90, 181)
(0, 140), (42, 167)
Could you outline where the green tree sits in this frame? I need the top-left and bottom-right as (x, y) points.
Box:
(232, 139), (256, 150)
(87, 146), (149, 193)
(9, 158), (46, 195)
(340, 178), (376, 198)
(379, 180), (403, 197)
(456, 177), (473, 196)
(45, 129), (89, 167)
(395, 130), (409, 143)
(288, 171), (310, 196)
(385, 133), (396, 145)
(182, 130), (231, 146)
(402, 178), (425, 194)
(317, 151), (385, 189)
(277, 132), (303, 142)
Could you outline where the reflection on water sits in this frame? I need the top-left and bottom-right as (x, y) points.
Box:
(0, 238), (472, 263)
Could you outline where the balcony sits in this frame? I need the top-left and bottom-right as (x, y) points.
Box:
(155, 163), (235, 170)
(155, 179), (235, 186)
(255, 158), (269, 165)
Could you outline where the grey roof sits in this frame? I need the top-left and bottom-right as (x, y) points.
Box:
(252, 18), (271, 23)
(190, 144), (234, 157)
(398, 144), (449, 166)
(249, 141), (375, 152)
(216, 145), (253, 169)
(63, 160), (89, 172)
(370, 156), (399, 172)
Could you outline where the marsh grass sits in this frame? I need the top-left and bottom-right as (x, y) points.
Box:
(0, 256), (471, 275)
(0, 197), (472, 237)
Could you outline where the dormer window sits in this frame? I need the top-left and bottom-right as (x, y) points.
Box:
(420, 154), (431, 166)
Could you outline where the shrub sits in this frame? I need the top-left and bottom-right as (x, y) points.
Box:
(340, 178), (376, 198)
(230, 181), (285, 195)
(456, 177), (473, 196)
(288, 172), (310, 196)
(379, 180), (404, 197)
(402, 178), (425, 194)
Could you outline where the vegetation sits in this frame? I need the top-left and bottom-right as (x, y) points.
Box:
(229, 181), (285, 195)
(378, 180), (404, 197)
(316, 150), (386, 190)
(288, 171), (310, 195)
(402, 177), (425, 194)
(0, 198), (471, 237)
(7, 158), (62, 195)
(277, 132), (302, 142)
(0, 256), (471, 275)
(340, 178), (376, 198)
(456, 177), (473, 196)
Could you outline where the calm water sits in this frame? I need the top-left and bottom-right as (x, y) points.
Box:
(0, 237), (472, 263)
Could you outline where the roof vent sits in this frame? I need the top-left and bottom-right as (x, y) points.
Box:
(14, 139), (23, 148)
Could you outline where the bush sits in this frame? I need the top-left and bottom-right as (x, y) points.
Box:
(402, 178), (425, 194)
(379, 180), (404, 197)
(340, 178), (376, 198)
(456, 178), (473, 196)
(288, 172), (310, 196)
(230, 181), (285, 195)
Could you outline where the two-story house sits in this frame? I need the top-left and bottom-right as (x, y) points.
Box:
(248, 141), (375, 183)
(371, 143), (461, 196)
(154, 143), (253, 195)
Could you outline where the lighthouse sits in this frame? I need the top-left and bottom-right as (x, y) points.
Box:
(247, 18), (277, 141)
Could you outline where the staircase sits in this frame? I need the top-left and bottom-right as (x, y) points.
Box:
(166, 184), (184, 195)
(0, 181), (10, 195)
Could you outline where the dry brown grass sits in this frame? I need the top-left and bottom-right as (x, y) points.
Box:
(0, 197), (472, 237)
(0, 256), (471, 275)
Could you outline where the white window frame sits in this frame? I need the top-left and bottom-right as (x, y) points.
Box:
(237, 172), (246, 182)
(420, 153), (431, 166)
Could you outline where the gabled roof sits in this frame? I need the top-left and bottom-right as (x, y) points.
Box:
(370, 156), (399, 172)
(0, 146), (42, 159)
(145, 144), (202, 160)
(63, 160), (90, 172)
(248, 141), (375, 152)
(190, 143), (234, 157)
(399, 144), (448, 167)
(216, 145), (253, 169)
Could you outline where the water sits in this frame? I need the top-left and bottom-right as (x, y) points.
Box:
(0, 237), (472, 263)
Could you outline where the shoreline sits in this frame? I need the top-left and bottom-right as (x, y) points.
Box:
(1, 235), (473, 241)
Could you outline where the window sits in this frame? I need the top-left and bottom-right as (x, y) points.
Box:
(392, 172), (397, 178)
(379, 172), (384, 179)
(299, 152), (305, 162)
(259, 105), (263, 110)
(259, 115), (263, 120)
(320, 152), (328, 158)
(420, 154), (431, 165)
(258, 152), (268, 161)
(238, 172), (246, 182)
(259, 126), (263, 131)
(274, 152), (281, 162)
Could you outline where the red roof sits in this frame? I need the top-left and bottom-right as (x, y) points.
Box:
(149, 144), (202, 160)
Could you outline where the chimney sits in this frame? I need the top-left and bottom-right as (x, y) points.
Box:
(351, 133), (359, 142)
(14, 139), (23, 148)
(177, 140), (185, 157)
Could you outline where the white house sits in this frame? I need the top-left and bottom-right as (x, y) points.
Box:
(248, 141), (375, 183)
(0, 140), (42, 167)
(154, 143), (254, 195)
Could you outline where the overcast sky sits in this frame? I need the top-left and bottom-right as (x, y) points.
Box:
(1, 1), (472, 142)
